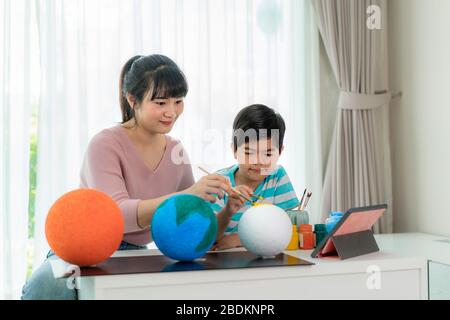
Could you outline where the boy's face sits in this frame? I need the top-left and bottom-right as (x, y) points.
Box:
(233, 138), (283, 181)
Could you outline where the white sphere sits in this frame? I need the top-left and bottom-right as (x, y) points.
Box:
(238, 204), (292, 257)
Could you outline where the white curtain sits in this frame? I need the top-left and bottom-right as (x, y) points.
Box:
(311, 0), (393, 232)
(28, 0), (321, 271)
(0, 0), (38, 299)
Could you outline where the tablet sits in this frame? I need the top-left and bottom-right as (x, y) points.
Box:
(311, 204), (387, 259)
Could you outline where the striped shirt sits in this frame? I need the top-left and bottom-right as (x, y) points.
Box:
(210, 164), (299, 234)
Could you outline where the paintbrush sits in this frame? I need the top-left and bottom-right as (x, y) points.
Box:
(300, 192), (312, 211)
(298, 188), (307, 211)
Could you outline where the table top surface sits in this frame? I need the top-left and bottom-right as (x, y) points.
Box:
(374, 232), (450, 266)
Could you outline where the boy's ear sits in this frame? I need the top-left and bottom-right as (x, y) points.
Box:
(279, 146), (284, 155)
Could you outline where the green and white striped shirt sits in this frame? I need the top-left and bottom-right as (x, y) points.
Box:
(210, 164), (299, 234)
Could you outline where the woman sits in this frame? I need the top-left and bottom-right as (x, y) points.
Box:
(22, 54), (232, 299)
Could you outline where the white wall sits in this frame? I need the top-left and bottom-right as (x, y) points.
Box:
(389, 0), (450, 236)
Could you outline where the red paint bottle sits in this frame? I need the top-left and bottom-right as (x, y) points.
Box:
(298, 224), (315, 250)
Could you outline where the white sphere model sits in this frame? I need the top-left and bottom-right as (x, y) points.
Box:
(238, 204), (292, 258)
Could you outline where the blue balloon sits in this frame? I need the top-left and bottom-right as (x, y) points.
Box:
(151, 194), (218, 261)
(256, 0), (282, 35)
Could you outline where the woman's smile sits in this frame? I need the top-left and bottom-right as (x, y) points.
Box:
(159, 120), (174, 126)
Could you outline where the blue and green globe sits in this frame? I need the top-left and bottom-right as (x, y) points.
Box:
(151, 194), (218, 261)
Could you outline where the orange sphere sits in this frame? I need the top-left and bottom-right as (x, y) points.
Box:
(45, 189), (124, 266)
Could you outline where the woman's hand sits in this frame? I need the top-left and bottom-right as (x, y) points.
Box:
(211, 233), (242, 251)
(224, 185), (254, 215)
(186, 174), (231, 203)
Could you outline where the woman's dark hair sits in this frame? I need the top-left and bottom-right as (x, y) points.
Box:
(119, 54), (188, 124)
(232, 104), (286, 152)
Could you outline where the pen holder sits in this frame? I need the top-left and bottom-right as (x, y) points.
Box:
(286, 210), (309, 226)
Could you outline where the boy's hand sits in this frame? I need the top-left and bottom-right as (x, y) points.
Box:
(211, 233), (242, 251)
(224, 185), (253, 215)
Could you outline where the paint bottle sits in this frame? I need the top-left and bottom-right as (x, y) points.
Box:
(298, 224), (314, 250)
(325, 211), (344, 233)
(286, 225), (299, 250)
(314, 224), (327, 247)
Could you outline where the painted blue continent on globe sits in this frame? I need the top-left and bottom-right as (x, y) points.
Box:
(151, 194), (218, 261)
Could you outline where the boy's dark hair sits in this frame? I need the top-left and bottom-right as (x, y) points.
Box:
(232, 104), (286, 152)
(119, 54), (188, 124)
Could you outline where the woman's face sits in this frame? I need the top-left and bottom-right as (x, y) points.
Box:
(132, 94), (184, 134)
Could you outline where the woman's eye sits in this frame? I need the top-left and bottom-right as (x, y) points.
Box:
(156, 102), (165, 106)
(266, 154), (273, 157)
(176, 100), (183, 104)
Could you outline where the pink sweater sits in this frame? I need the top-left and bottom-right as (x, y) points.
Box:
(80, 125), (195, 245)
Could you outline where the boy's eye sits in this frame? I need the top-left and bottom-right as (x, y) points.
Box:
(176, 100), (183, 104)
(155, 101), (166, 106)
(266, 153), (273, 157)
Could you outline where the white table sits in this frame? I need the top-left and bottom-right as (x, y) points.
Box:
(76, 233), (450, 300)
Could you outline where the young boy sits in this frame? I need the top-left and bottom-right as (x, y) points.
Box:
(212, 104), (300, 250)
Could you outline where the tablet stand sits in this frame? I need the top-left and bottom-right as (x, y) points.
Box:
(331, 229), (379, 260)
